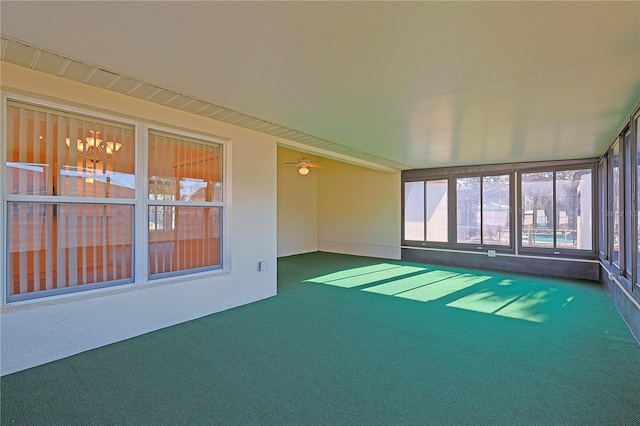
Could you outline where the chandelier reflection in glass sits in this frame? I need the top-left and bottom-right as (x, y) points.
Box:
(66, 130), (122, 163)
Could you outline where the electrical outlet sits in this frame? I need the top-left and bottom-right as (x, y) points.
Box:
(487, 250), (496, 258)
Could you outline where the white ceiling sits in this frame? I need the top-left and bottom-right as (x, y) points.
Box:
(1, 1), (638, 171)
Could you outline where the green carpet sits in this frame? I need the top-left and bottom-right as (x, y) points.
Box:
(2, 252), (639, 425)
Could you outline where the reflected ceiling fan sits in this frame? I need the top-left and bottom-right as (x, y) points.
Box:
(284, 157), (322, 176)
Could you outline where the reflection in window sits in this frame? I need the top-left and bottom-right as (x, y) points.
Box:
(148, 130), (223, 278)
(5, 101), (135, 301)
(6, 101), (135, 198)
(148, 206), (221, 276)
(7, 203), (133, 298)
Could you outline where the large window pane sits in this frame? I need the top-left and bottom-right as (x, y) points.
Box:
(426, 180), (448, 242)
(457, 177), (480, 244)
(482, 175), (510, 246)
(623, 130), (632, 275)
(149, 131), (222, 203)
(556, 170), (592, 250)
(7, 202), (133, 298)
(148, 130), (223, 278)
(404, 181), (424, 241)
(521, 172), (554, 248)
(6, 102), (135, 198)
(149, 206), (221, 276)
(5, 101), (135, 301)
(598, 158), (607, 259)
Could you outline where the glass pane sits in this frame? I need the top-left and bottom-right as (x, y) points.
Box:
(6, 101), (135, 198)
(482, 175), (510, 246)
(457, 177), (480, 244)
(598, 159), (607, 258)
(521, 172), (554, 248)
(623, 131), (632, 274)
(555, 170), (592, 250)
(612, 142), (620, 266)
(148, 131), (222, 203)
(404, 181), (424, 241)
(426, 180), (448, 242)
(149, 206), (222, 276)
(7, 202), (133, 298)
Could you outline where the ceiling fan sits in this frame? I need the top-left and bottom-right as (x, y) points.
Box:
(284, 157), (322, 175)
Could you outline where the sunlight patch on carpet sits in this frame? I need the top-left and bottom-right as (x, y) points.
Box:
(362, 270), (461, 295)
(394, 273), (492, 302)
(445, 282), (567, 323)
(306, 264), (426, 288)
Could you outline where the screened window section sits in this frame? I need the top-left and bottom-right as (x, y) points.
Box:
(623, 129), (633, 277)
(598, 158), (607, 260)
(148, 131), (222, 278)
(521, 169), (592, 252)
(612, 142), (620, 265)
(456, 175), (510, 246)
(404, 181), (424, 242)
(403, 180), (448, 243)
(5, 101), (135, 300)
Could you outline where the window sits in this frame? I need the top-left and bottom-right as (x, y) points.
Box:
(623, 129), (633, 277)
(520, 169), (593, 253)
(3, 98), (227, 301)
(404, 181), (424, 242)
(5, 101), (135, 301)
(148, 130), (223, 278)
(456, 175), (510, 247)
(598, 157), (608, 260)
(403, 180), (448, 244)
(426, 180), (448, 243)
(612, 142), (620, 265)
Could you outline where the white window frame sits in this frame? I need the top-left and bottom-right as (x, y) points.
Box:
(1, 94), (229, 304)
(144, 125), (226, 280)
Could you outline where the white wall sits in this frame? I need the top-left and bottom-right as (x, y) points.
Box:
(277, 147), (318, 257)
(317, 158), (401, 259)
(0, 63), (278, 375)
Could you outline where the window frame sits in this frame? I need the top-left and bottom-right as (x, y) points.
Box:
(517, 164), (596, 259)
(1, 95), (228, 303)
(402, 178), (450, 247)
(454, 172), (514, 252)
(3, 98), (138, 302)
(402, 159), (597, 260)
(146, 127), (225, 280)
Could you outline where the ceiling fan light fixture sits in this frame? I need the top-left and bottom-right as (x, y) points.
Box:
(298, 166), (310, 176)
